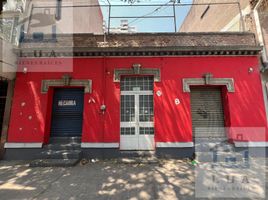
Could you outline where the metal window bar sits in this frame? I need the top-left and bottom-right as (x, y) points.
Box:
(121, 77), (154, 91)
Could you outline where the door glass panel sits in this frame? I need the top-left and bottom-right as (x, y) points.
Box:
(121, 127), (135, 135)
(120, 95), (135, 122)
(139, 127), (154, 135)
(121, 77), (154, 91)
(139, 95), (153, 122)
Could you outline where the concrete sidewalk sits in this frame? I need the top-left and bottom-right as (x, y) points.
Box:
(0, 159), (266, 200)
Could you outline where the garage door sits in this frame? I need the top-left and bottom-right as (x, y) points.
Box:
(190, 87), (226, 138)
(50, 88), (84, 137)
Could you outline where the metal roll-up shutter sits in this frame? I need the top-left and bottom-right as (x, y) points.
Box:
(190, 87), (226, 138)
(50, 88), (84, 137)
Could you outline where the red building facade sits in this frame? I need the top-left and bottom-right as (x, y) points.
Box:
(4, 33), (268, 159)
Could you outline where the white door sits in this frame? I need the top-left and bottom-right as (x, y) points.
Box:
(120, 77), (154, 150)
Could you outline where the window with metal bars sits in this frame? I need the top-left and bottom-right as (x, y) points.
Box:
(120, 95), (135, 122)
(121, 76), (154, 91)
(139, 95), (154, 122)
(121, 127), (135, 135)
(139, 127), (154, 135)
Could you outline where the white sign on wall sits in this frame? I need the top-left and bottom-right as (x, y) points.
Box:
(175, 98), (180, 105)
(58, 100), (76, 106)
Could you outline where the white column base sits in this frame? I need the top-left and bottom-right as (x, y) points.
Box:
(234, 141), (268, 147)
(81, 143), (119, 148)
(156, 142), (194, 148)
(4, 143), (43, 148)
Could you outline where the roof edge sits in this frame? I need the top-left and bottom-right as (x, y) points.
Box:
(15, 46), (261, 57)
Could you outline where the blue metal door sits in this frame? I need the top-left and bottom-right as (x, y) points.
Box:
(50, 88), (84, 137)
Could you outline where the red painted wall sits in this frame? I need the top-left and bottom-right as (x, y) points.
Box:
(7, 56), (268, 143)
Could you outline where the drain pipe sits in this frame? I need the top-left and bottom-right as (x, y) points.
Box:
(253, 0), (268, 71)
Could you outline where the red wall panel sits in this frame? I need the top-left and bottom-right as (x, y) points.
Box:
(7, 56), (268, 143)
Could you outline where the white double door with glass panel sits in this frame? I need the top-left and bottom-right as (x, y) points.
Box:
(120, 77), (155, 150)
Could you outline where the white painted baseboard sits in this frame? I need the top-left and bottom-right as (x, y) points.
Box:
(156, 142), (194, 148)
(4, 143), (43, 148)
(81, 143), (119, 148)
(234, 141), (268, 147)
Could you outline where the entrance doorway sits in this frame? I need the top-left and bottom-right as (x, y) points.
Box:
(120, 77), (155, 150)
(50, 88), (84, 137)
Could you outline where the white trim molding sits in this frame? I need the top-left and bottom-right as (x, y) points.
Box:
(81, 143), (119, 148)
(4, 142), (43, 148)
(114, 65), (161, 82)
(183, 77), (235, 93)
(234, 141), (268, 147)
(41, 75), (92, 94)
(156, 142), (194, 148)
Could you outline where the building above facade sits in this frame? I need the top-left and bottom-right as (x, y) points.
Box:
(179, 0), (267, 68)
(19, 0), (104, 36)
(109, 20), (137, 33)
